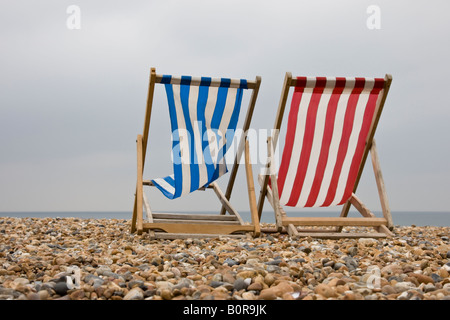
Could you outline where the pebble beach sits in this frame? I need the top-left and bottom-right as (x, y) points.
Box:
(0, 216), (449, 301)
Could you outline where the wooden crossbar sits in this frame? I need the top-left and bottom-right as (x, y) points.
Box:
(152, 213), (238, 221)
(151, 233), (246, 240)
(154, 74), (259, 89)
(281, 217), (387, 227)
(142, 223), (254, 234)
(153, 219), (240, 225)
(293, 232), (388, 239)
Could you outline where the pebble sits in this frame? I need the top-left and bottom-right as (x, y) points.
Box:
(394, 282), (416, 293)
(259, 288), (277, 300)
(315, 283), (337, 298)
(264, 274), (276, 286)
(54, 282), (69, 296)
(423, 283), (436, 293)
(381, 285), (396, 295)
(247, 282), (263, 291)
(408, 273), (434, 284)
(70, 289), (85, 300)
(347, 247), (358, 257)
(224, 258), (239, 266)
(242, 291), (256, 300)
(233, 278), (248, 291)
(0, 217), (448, 300)
(124, 287), (144, 300)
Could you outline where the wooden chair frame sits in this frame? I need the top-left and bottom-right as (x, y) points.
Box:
(257, 72), (394, 239)
(131, 67), (261, 239)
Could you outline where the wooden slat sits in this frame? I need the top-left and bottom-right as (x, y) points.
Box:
(220, 76), (261, 216)
(295, 228), (341, 233)
(257, 173), (287, 220)
(370, 139), (394, 229)
(257, 72), (292, 219)
(142, 68), (157, 164)
(340, 74), (393, 220)
(131, 68), (156, 234)
(349, 194), (394, 237)
(136, 134), (144, 235)
(142, 192), (152, 222)
(142, 191), (155, 238)
(287, 224), (299, 237)
(143, 180), (212, 190)
(152, 213), (238, 221)
(281, 217), (387, 227)
(142, 223), (254, 234)
(267, 137), (283, 231)
(153, 219), (240, 225)
(349, 193), (373, 218)
(258, 174), (274, 208)
(260, 226), (288, 233)
(151, 233), (246, 240)
(154, 74), (259, 89)
(244, 139), (261, 237)
(210, 182), (245, 225)
(293, 232), (388, 239)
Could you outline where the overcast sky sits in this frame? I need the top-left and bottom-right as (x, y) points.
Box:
(1, 1), (449, 216)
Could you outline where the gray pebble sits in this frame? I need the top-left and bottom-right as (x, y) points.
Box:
(423, 283), (436, 293)
(54, 282), (68, 296)
(431, 273), (442, 283)
(0, 287), (20, 299)
(210, 281), (224, 288)
(324, 261), (335, 268)
(348, 247), (358, 257)
(266, 265), (281, 273)
(299, 246), (311, 254)
(265, 259), (282, 265)
(173, 278), (194, 290)
(334, 262), (345, 270)
(343, 257), (359, 270)
(128, 279), (144, 289)
(233, 278), (248, 291)
(224, 258), (239, 266)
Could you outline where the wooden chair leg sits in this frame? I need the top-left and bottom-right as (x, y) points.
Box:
(136, 134), (144, 235)
(244, 139), (260, 237)
(267, 137), (283, 231)
(370, 139), (394, 230)
(131, 195), (138, 233)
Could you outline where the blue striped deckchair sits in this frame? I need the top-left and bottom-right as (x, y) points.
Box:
(131, 68), (261, 239)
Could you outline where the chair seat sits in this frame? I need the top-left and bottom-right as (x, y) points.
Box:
(142, 212), (252, 239)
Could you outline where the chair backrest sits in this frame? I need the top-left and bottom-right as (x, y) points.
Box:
(151, 74), (251, 199)
(276, 76), (387, 208)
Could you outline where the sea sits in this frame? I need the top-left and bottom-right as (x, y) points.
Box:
(1, 211), (449, 227)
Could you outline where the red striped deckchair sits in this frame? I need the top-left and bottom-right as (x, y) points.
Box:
(257, 72), (394, 239)
(131, 68), (261, 239)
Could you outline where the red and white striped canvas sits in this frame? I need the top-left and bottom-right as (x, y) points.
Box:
(276, 76), (385, 208)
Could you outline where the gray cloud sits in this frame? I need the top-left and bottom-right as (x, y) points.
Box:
(1, 0), (449, 214)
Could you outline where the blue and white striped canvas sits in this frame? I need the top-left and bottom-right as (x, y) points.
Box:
(151, 75), (248, 199)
